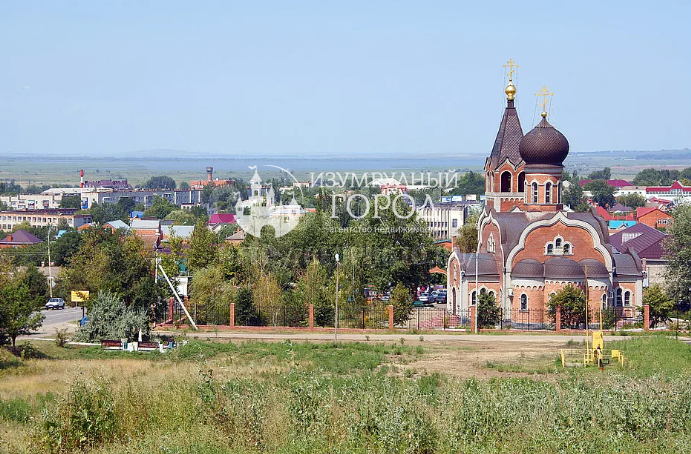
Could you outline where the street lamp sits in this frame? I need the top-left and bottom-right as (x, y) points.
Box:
(335, 253), (340, 347)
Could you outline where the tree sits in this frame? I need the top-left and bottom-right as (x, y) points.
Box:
(51, 230), (84, 266)
(547, 285), (586, 329)
(642, 285), (674, 328)
(477, 289), (500, 328)
(253, 272), (282, 325)
(0, 273), (45, 346)
(584, 180), (616, 208)
(143, 176), (176, 190)
(189, 265), (233, 325)
(454, 212), (478, 253)
(588, 167), (611, 180)
(235, 287), (259, 325)
(165, 210), (196, 225)
(179, 181), (191, 190)
(73, 291), (149, 342)
(390, 282), (413, 326)
(617, 193), (646, 210)
(664, 204), (691, 311)
(188, 220), (217, 272)
(144, 196), (177, 219)
(297, 257), (333, 326)
(633, 168), (679, 186)
(562, 181), (589, 212)
(59, 196), (82, 209)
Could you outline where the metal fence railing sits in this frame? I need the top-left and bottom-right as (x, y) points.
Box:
(155, 299), (641, 331)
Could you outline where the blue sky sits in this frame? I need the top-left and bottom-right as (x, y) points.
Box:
(0, 0), (688, 157)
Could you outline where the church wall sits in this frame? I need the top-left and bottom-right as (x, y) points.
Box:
(512, 224), (607, 266)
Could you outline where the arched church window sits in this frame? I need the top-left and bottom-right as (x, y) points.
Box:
(616, 288), (623, 307)
(545, 182), (552, 203)
(555, 237), (562, 248)
(532, 182), (538, 203)
(546, 244), (554, 255)
(471, 291), (477, 306)
(500, 171), (512, 193)
(557, 181), (562, 203)
(624, 291), (631, 307)
(602, 293), (608, 309)
(563, 243), (571, 254)
(520, 294), (528, 311)
(517, 172), (525, 194)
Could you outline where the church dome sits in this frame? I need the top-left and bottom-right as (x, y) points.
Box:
(544, 257), (584, 279)
(518, 116), (569, 166)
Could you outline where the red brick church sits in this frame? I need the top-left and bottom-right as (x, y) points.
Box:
(447, 70), (643, 325)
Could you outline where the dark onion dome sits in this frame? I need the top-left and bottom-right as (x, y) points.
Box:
(512, 259), (544, 278)
(578, 259), (609, 278)
(544, 257), (585, 279)
(518, 115), (569, 166)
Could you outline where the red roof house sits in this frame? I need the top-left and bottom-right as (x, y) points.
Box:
(636, 207), (673, 229)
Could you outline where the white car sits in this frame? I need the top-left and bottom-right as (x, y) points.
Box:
(419, 292), (429, 302)
(45, 298), (65, 310)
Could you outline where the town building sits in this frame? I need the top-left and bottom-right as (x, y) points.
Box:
(417, 201), (475, 240)
(0, 209), (92, 230)
(0, 193), (65, 210)
(646, 181), (691, 203)
(447, 68), (644, 326)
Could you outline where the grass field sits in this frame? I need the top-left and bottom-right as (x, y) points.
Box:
(1, 335), (691, 453)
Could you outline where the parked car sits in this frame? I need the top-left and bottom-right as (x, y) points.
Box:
(435, 289), (447, 303)
(419, 292), (429, 303)
(45, 297), (65, 310)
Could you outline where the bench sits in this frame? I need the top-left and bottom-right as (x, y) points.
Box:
(138, 342), (159, 351)
(101, 339), (123, 350)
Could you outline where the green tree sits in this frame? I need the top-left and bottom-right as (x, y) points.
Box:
(548, 284), (586, 329)
(0, 273), (45, 346)
(390, 282), (413, 326)
(178, 181), (191, 190)
(73, 291), (149, 342)
(584, 180), (616, 208)
(297, 257), (333, 326)
(188, 220), (217, 272)
(617, 193), (646, 210)
(633, 168), (679, 186)
(144, 196), (177, 219)
(189, 265), (233, 325)
(642, 285), (674, 328)
(588, 167), (611, 180)
(51, 230), (84, 266)
(454, 212), (478, 253)
(477, 289), (500, 329)
(235, 287), (258, 325)
(165, 209), (196, 225)
(59, 196), (82, 209)
(143, 176), (176, 190)
(664, 204), (691, 310)
(562, 181), (589, 212)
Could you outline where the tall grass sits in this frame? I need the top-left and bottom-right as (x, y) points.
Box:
(2, 338), (691, 453)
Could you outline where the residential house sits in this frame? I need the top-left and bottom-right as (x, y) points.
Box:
(0, 230), (43, 249)
(636, 207), (673, 230)
(208, 213), (236, 233)
(130, 219), (162, 250)
(610, 223), (668, 286)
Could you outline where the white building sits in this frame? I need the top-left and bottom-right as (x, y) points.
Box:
(416, 201), (475, 240)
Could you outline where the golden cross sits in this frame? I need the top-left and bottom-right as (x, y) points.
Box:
(503, 59), (519, 81)
(535, 85), (553, 112)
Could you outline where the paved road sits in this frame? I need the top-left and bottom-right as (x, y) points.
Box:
(27, 307), (84, 338)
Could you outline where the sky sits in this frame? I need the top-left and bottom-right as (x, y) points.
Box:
(0, 0), (689, 158)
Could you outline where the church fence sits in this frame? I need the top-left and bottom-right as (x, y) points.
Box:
(156, 299), (640, 331)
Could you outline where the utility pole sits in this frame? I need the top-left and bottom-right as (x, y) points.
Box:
(47, 224), (53, 298)
(335, 253), (340, 347)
